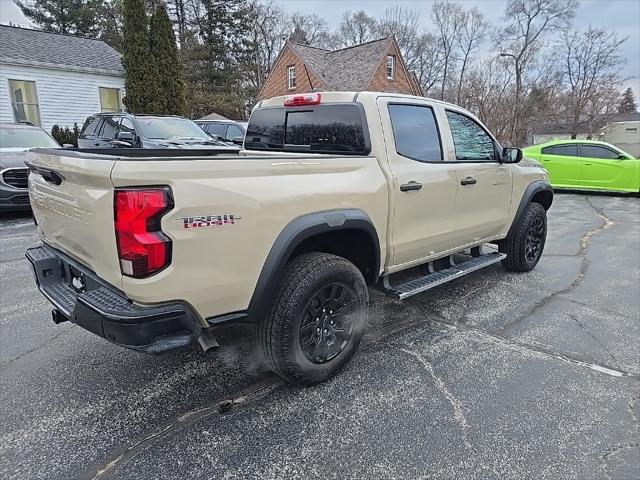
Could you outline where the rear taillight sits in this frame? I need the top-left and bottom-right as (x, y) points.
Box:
(284, 92), (321, 106)
(114, 187), (173, 278)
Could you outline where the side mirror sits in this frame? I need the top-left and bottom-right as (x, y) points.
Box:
(117, 131), (135, 143)
(617, 154), (629, 160)
(231, 136), (244, 145)
(62, 143), (74, 148)
(502, 147), (523, 164)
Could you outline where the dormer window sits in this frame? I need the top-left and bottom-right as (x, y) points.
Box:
(387, 55), (395, 80)
(288, 65), (296, 90)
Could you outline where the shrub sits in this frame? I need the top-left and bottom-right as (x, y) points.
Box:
(51, 123), (79, 146)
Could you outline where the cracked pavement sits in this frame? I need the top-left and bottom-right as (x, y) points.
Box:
(1, 193), (639, 479)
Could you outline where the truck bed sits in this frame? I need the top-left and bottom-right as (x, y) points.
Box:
(25, 147), (389, 322)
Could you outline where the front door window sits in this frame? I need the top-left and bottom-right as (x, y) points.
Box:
(446, 110), (495, 161)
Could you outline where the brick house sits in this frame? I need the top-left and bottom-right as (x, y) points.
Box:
(257, 37), (423, 101)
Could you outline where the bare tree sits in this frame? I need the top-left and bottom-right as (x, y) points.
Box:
(167, 0), (189, 45)
(331, 10), (378, 48)
(377, 5), (423, 71)
(289, 11), (330, 47)
(463, 58), (516, 143)
(560, 26), (627, 138)
(246, 0), (290, 91)
(414, 32), (445, 96)
(455, 7), (489, 105)
(496, 0), (578, 145)
(432, 0), (465, 101)
(583, 83), (621, 138)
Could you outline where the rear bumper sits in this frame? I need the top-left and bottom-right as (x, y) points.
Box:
(26, 244), (201, 354)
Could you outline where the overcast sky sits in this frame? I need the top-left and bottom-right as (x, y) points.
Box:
(1, 0), (638, 93)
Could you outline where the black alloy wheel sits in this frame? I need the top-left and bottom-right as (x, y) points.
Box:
(299, 283), (357, 364)
(525, 216), (545, 263)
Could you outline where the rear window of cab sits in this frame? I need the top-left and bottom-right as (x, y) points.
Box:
(245, 104), (369, 155)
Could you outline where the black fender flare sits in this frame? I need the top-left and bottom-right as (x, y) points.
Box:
(505, 180), (553, 241)
(246, 209), (380, 323)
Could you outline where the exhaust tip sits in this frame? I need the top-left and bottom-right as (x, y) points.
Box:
(51, 308), (69, 324)
(198, 328), (220, 353)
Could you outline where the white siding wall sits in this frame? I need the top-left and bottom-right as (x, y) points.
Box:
(0, 62), (124, 132)
(599, 121), (640, 157)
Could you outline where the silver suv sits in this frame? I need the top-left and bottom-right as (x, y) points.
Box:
(0, 122), (59, 211)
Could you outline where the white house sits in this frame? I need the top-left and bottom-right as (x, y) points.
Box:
(0, 25), (124, 132)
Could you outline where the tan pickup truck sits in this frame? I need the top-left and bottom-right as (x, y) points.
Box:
(26, 91), (552, 385)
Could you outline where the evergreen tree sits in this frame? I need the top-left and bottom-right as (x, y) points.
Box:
(150, 4), (186, 115)
(184, 0), (251, 118)
(121, 0), (162, 113)
(17, 0), (104, 35)
(617, 87), (638, 113)
(98, 0), (125, 52)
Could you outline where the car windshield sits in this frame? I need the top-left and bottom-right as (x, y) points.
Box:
(137, 117), (209, 140)
(0, 127), (59, 149)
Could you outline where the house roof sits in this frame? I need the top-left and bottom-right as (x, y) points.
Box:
(0, 25), (123, 76)
(198, 112), (230, 121)
(534, 112), (640, 135)
(287, 38), (395, 91)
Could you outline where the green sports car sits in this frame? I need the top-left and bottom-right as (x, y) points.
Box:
(523, 140), (639, 193)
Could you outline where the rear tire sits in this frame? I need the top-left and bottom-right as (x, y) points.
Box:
(257, 253), (368, 386)
(500, 202), (547, 272)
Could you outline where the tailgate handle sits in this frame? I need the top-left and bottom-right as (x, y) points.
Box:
(36, 168), (64, 186)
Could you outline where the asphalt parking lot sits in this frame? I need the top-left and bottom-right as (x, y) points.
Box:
(1, 193), (639, 480)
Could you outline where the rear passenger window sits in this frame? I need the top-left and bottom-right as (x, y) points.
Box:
(446, 110), (495, 161)
(579, 145), (619, 159)
(388, 104), (442, 162)
(81, 116), (100, 136)
(541, 145), (578, 156)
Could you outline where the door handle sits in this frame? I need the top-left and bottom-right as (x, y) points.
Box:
(400, 181), (422, 192)
(460, 176), (477, 185)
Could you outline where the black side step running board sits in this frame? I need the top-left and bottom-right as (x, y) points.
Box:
(383, 251), (506, 300)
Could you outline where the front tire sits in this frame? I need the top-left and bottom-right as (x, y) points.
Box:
(257, 253), (368, 386)
(500, 202), (547, 272)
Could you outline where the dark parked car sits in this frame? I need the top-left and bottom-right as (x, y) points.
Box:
(195, 119), (246, 145)
(0, 122), (60, 211)
(78, 113), (239, 151)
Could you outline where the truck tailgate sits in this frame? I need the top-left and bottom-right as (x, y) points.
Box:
(26, 150), (122, 289)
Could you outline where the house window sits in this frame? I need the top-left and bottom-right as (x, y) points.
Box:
(8, 79), (41, 126)
(287, 66), (296, 90)
(387, 55), (395, 80)
(99, 87), (122, 113)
